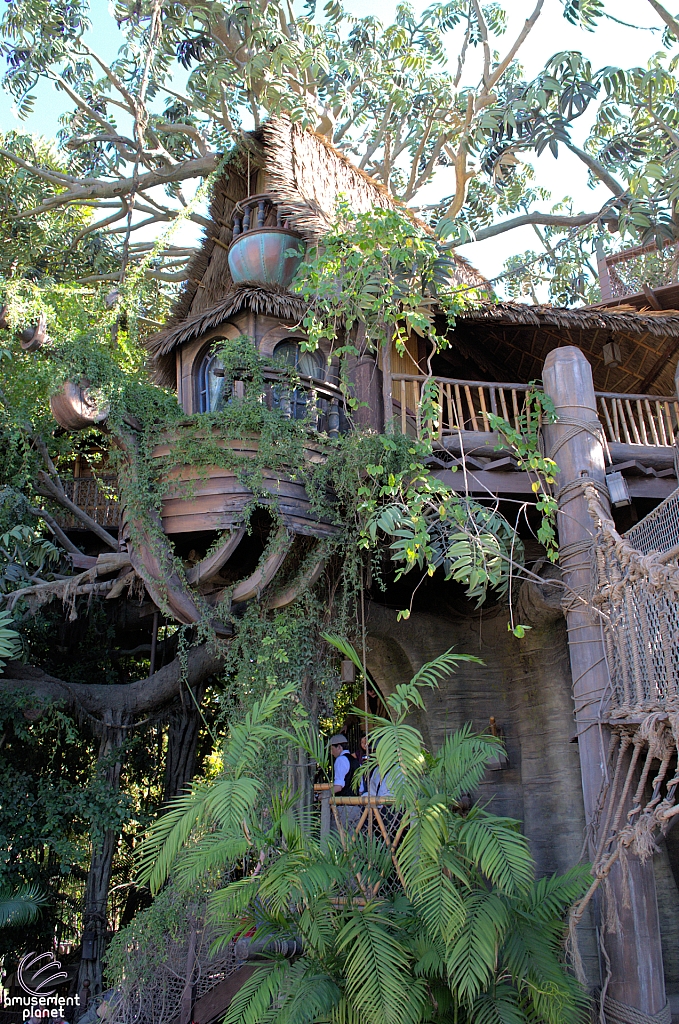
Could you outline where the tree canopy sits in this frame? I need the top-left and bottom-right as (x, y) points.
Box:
(2, 0), (679, 301)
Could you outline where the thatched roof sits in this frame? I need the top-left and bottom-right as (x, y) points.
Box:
(450, 302), (679, 395)
(147, 116), (489, 374)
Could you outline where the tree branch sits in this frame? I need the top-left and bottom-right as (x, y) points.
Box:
(483, 0), (544, 96)
(0, 643), (226, 718)
(3, 153), (218, 218)
(36, 472), (118, 550)
(468, 210), (600, 242)
(28, 505), (82, 555)
(564, 141), (626, 197)
(645, 0), (679, 37)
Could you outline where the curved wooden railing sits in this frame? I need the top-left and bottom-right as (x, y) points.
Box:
(261, 368), (345, 436)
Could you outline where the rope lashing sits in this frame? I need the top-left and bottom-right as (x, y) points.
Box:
(603, 995), (671, 1024)
(555, 476), (611, 507)
(548, 415), (612, 465)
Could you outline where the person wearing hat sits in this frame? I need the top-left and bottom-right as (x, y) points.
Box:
(328, 734), (360, 830)
(329, 734), (358, 796)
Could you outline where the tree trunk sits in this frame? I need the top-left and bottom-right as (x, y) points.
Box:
(381, 333), (394, 435)
(163, 681), (207, 802)
(77, 715), (126, 1013)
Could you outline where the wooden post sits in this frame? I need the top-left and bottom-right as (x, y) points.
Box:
(381, 334), (394, 435)
(543, 347), (667, 1019)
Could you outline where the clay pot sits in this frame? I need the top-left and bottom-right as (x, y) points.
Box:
(19, 312), (49, 351)
(228, 228), (305, 288)
(50, 381), (110, 431)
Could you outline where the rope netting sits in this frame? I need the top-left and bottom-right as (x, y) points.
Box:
(103, 916), (239, 1024)
(624, 487), (679, 556)
(565, 488), (679, 1023)
(587, 487), (679, 717)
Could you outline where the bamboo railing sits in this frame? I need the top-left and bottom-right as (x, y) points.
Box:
(596, 391), (679, 447)
(392, 374), (679, 449)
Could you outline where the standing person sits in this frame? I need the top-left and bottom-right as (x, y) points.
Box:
(329, 734), (360, 831)
(354, 731), (368, 767)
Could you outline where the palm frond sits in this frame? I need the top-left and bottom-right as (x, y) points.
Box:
(458, 811), (533, 897)
(0, 884), (48, 927)
(430, 724), (504, 798)
(136, 781), (213, 891)
(337, 906), (417, 1024)
(469, 984), (526, 1024)
(523, 867), (591, 921)
(223, 962), (290, 1024)
(321, 633), (364, 676)
(445, 891), (509, 1003)
(274, 959), (342, 1024)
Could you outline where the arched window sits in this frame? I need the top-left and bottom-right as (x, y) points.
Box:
(272, 341), (324, 421)
(198, 350), (226, 412)
(274, 340), (324, 380)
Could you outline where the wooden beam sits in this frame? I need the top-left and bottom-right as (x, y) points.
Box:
(542, 346), (667, 1016)
(642, 284), (663, 311)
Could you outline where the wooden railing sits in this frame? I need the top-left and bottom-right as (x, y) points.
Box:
(392, 374), (679, 449)
(262, 368), (345, 436)
(59, 477), (120, 528)
(596, 392), (679, 447)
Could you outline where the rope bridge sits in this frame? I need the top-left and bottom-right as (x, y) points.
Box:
(567, 487), (679, 1023)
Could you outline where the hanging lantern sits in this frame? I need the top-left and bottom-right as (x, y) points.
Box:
(606, 470), (631, 508)
(81, 930), (97, 960)
(602, 341), (622, 369)
(340, 659), (356, 683)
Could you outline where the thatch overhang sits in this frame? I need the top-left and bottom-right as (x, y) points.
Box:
(448, 302), (679, 395)
(147, 115), (489, 383)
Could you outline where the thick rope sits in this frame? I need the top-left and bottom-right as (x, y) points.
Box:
(548, 416), (612, 465)
(603, 995), (671, 1024)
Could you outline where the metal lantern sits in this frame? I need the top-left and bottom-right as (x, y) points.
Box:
(606, 470), (631, 508)
(602, 341), (622, 369)
(81, 930), (97, 960)
(340, 659), (356, 683)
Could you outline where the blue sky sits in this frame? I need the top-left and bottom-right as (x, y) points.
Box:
(0, 0), (669, 287)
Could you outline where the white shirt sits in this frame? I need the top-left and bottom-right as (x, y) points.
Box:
(333, 751), (351, 789)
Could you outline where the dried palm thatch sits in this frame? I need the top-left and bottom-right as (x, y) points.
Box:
(147, 117), (489, 374)
(147, 282), (309, 383)
(452, 302), (679, 395)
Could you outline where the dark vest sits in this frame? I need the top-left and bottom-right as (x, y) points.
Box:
(337, 752), (360, 797)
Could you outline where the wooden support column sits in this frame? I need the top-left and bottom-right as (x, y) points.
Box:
(543, 347), (667, 1020)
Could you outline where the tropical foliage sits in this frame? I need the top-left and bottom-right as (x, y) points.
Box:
(2, 0), (679, 299)
(136, 648), (590, 1024)
(0, 883), (48, 927)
